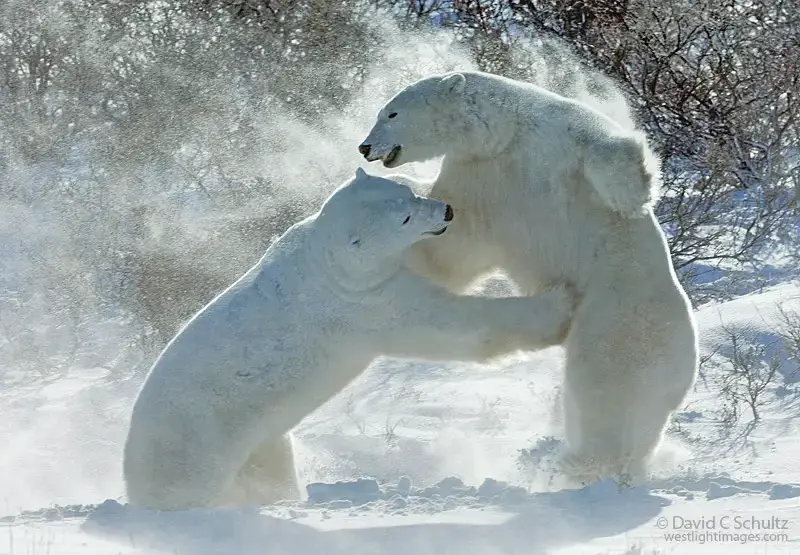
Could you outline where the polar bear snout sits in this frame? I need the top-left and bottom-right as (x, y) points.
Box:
(444, 204), (454, 222)
(419, 200), (453, 236)
(359, 141), (402, 167)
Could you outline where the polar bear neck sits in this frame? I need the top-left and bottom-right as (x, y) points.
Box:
(450, 73), (526, 159)
(303, 230), (402, 302)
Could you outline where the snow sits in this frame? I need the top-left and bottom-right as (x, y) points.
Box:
(2, 281), (800, 554)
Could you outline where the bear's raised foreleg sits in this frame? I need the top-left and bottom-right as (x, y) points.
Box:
(379, 277), (576, 362)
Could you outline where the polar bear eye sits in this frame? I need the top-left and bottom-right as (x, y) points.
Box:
(388, 112), (398, 119)
(402, 215), (411, 225)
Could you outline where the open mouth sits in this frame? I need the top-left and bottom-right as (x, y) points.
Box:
(382, 145), (401, 167)
(424, 226), (448, 236)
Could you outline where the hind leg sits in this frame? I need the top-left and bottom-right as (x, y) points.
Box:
(560, 374), (645, 485)
(220, 434), (300, 506)
(559, 297), (696, 485)
(124, 411), (250, 510)
(561, 372), (692, 487)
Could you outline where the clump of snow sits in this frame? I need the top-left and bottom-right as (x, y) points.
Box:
(306, 478), (382, 506)
(768, 483), (800, 500)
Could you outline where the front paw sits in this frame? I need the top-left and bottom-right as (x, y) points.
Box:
(520, 283), (580, 348)
(543, 282), (581, 342)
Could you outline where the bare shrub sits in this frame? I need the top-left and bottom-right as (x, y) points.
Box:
(0, 0), (330, 353)
(715, 325), (781, 427)
(777, 302), (800, 384)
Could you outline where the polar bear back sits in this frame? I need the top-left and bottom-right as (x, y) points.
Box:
(129, 223), (329, 437)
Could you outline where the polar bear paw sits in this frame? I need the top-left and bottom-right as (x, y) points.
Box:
(507, 282), (580, 352)
(557, 450), (646, 489)
(538, 282), (581, 345)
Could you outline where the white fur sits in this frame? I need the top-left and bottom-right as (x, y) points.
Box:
(360, 71), (699, 484)
(123, 168), (576, 510)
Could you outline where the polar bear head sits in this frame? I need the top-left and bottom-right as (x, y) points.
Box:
(358, 72), (476, 168)
(316, 168), (453, 282)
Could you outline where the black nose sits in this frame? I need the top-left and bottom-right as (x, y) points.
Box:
(444, 204), (454, 222)
(358, 144), (371, 157)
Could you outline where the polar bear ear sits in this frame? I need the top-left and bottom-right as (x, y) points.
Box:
(355, 167), (367, 180)
(441, 72), (466, 96)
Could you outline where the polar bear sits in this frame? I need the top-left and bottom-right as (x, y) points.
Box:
(123, 168), (576, 510)
(359, 71), (699, 484)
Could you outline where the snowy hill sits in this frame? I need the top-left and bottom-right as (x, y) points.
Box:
(2, 282), (800, 554)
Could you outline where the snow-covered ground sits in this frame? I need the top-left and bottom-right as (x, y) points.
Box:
(2, 281), (799, 554)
